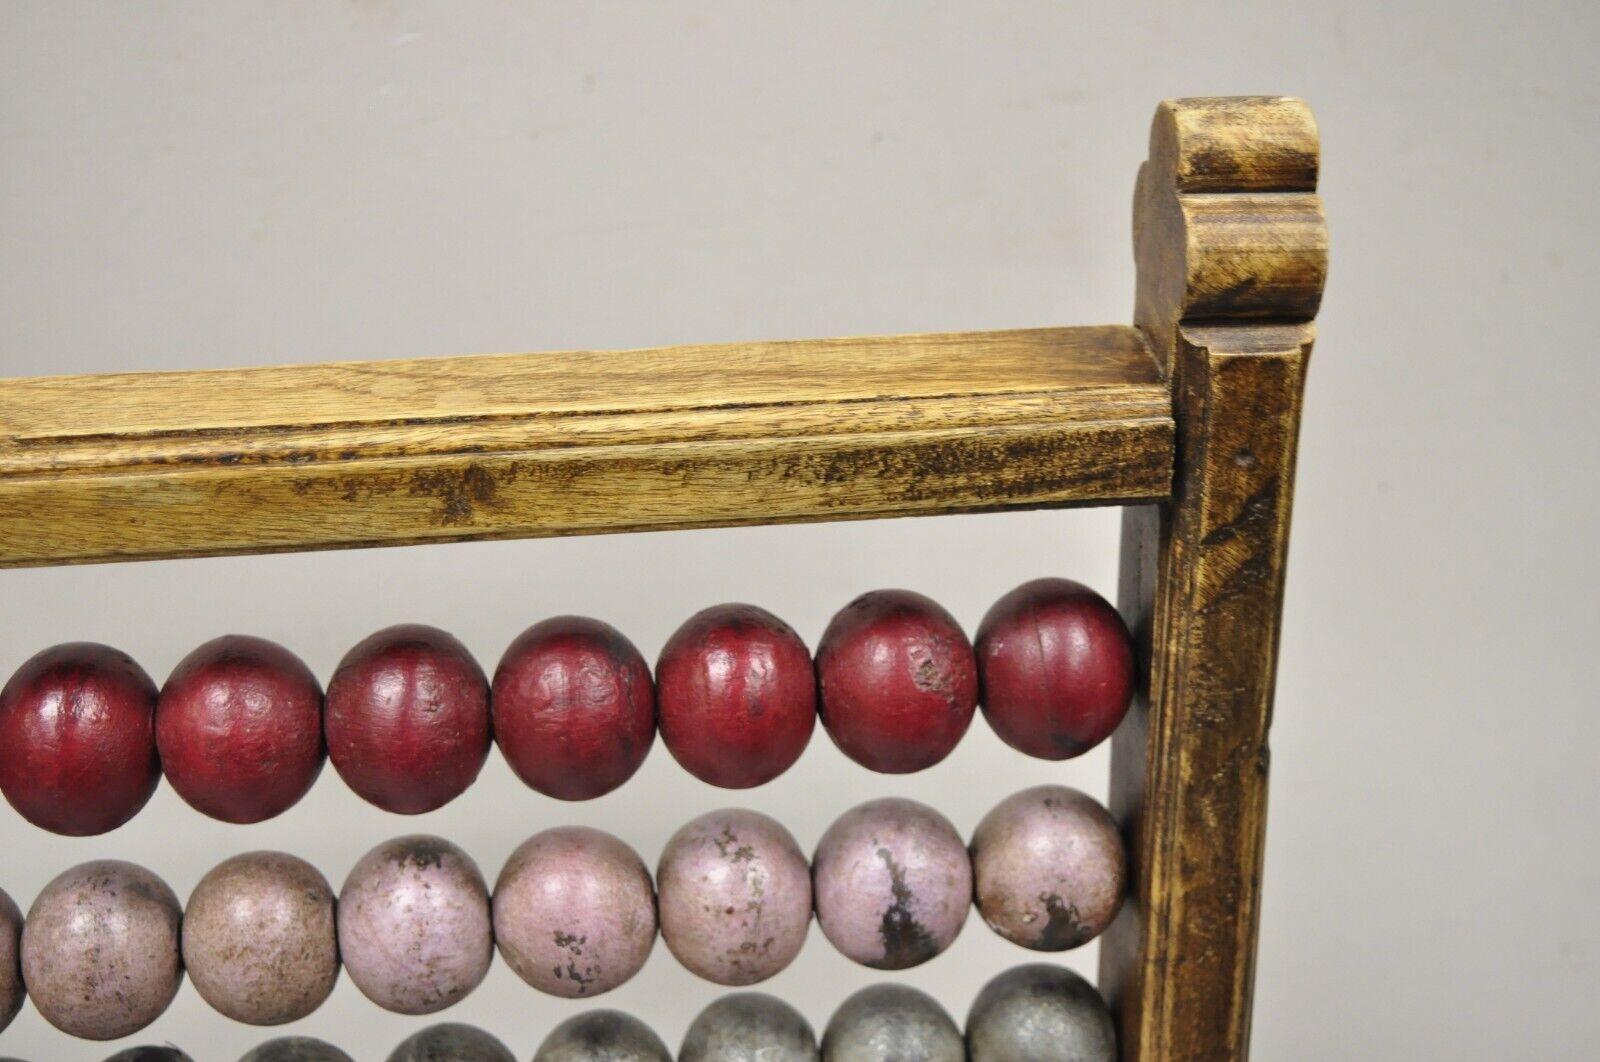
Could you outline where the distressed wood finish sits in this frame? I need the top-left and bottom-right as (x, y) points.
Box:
(0, 326), (1172, 567)
(1101, 96), (1325, 1061)
(0, 96), (1326, 1061)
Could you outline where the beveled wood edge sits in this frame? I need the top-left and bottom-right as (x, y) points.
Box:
(0, 325), (1176, 567)
(0, 325), (1160, 443)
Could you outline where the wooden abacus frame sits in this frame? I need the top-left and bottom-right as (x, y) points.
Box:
(0, 96), (1326, 1062)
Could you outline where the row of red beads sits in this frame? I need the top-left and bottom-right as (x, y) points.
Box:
(0, 578), (1134, 836)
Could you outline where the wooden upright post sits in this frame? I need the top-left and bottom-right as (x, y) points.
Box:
(1100, 97), (1328, 1061)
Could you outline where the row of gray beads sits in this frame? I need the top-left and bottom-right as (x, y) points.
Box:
(527, 966), (1115, 1062)
(69, 963), (1111, 1062)
(475, 967), (1113, 1062)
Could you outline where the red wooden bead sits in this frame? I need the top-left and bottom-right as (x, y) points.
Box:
(325, 624), (490, 814)
(0, 643), (159, 835)
(975, 578), (1135, 759)
(656, 604), (816, 789)
(816, 590), (977, 774)
(156, 635), (324, 823)
(493, 616), (655, 801)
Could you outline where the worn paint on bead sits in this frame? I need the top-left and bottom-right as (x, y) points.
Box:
(681, 991), (819, 1062)
(386, 1022), (516, 1062)
(813, 797), (971, 970)
(816, 590), (977, 774)
(533, 1009), (673, 1062)
(183, 851), (339, 1025)
(658, 808), (812, 985)
(494, 826), (656, 998)
(0, 887), (20, 1035)
(821, 983), (964, 1062)
(971, 785), (1126, 951)
(965, 963), (1117, 1061)
(337, 835), (493, 1015)
(20, 860), (182, 1040)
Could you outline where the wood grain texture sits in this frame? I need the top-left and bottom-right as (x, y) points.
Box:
(1132, 95), (1326, 373)
(1101, 97), (1324, 1062)
(0, 326), (1173, 566)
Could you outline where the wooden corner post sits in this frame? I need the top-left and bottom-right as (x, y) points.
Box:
(1100, 97), (1328, 1060)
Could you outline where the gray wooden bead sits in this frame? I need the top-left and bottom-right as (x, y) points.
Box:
(20, 860), (183, 1040)
(821, 983), (963, 1062)
(338, 834), (494, 1015)
(681, 991), (819, 1061)
(966, 963), (1116, 1062)
(0, 886), (21, 1034)
(386, 1022), (516, 1062)
(237, 1038), (355, 1062)
(533, 1009), (672, 1061)
(183, 851), (339, 1025)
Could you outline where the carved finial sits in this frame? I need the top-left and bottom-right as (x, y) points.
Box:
(1133, 96), (1328, 371)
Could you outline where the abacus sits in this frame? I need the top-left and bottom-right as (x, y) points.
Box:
(0, 96), (1326, 1061)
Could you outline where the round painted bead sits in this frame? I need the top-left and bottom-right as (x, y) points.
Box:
(0, 642), (159, 835)
(0, 887), (20, 1034)
(325, 624), (490, 814)
(21, 860), (182, 1040)
(976, 578), (1135, 759)
(337, 835), (493, 1014)
(183, 850), (339, 1024)
(656, 604), (817, 788)
(681, 992), (820, 1062)
(813, 797), (971, 969)
(493, 826), (656, 998)
(971, 785), (1126, 951)
(821, 983), (963, 1062)
(156, 635), (324, 823)
(238, 1039), (355, 1062)
(816, 590), (977, 774)
(658, 808), (812, 985)
(386, 1023), (516, 1062)
(533, 1009), (672, 1062)
(966, 963), (1116, 1061)
(103, 1049), (195, 1062)
(492, 615), (655, 801)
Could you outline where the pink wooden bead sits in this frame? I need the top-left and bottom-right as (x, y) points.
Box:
(337, 835), (493, 1015)
(657, 808), (812, 985)
(813, 797), (971, 970)
(183, 851), (339, 1024)
(971, 785), (1126, 950)
(21, 860), (182, 1040)
(493, 826), (656, 998)
(0, 887), (20, 1034)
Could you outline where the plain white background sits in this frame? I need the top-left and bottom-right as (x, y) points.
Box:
(2, 3), (1597, 1059)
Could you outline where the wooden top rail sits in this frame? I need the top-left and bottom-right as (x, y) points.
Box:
(0, 324), (1174, 567)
